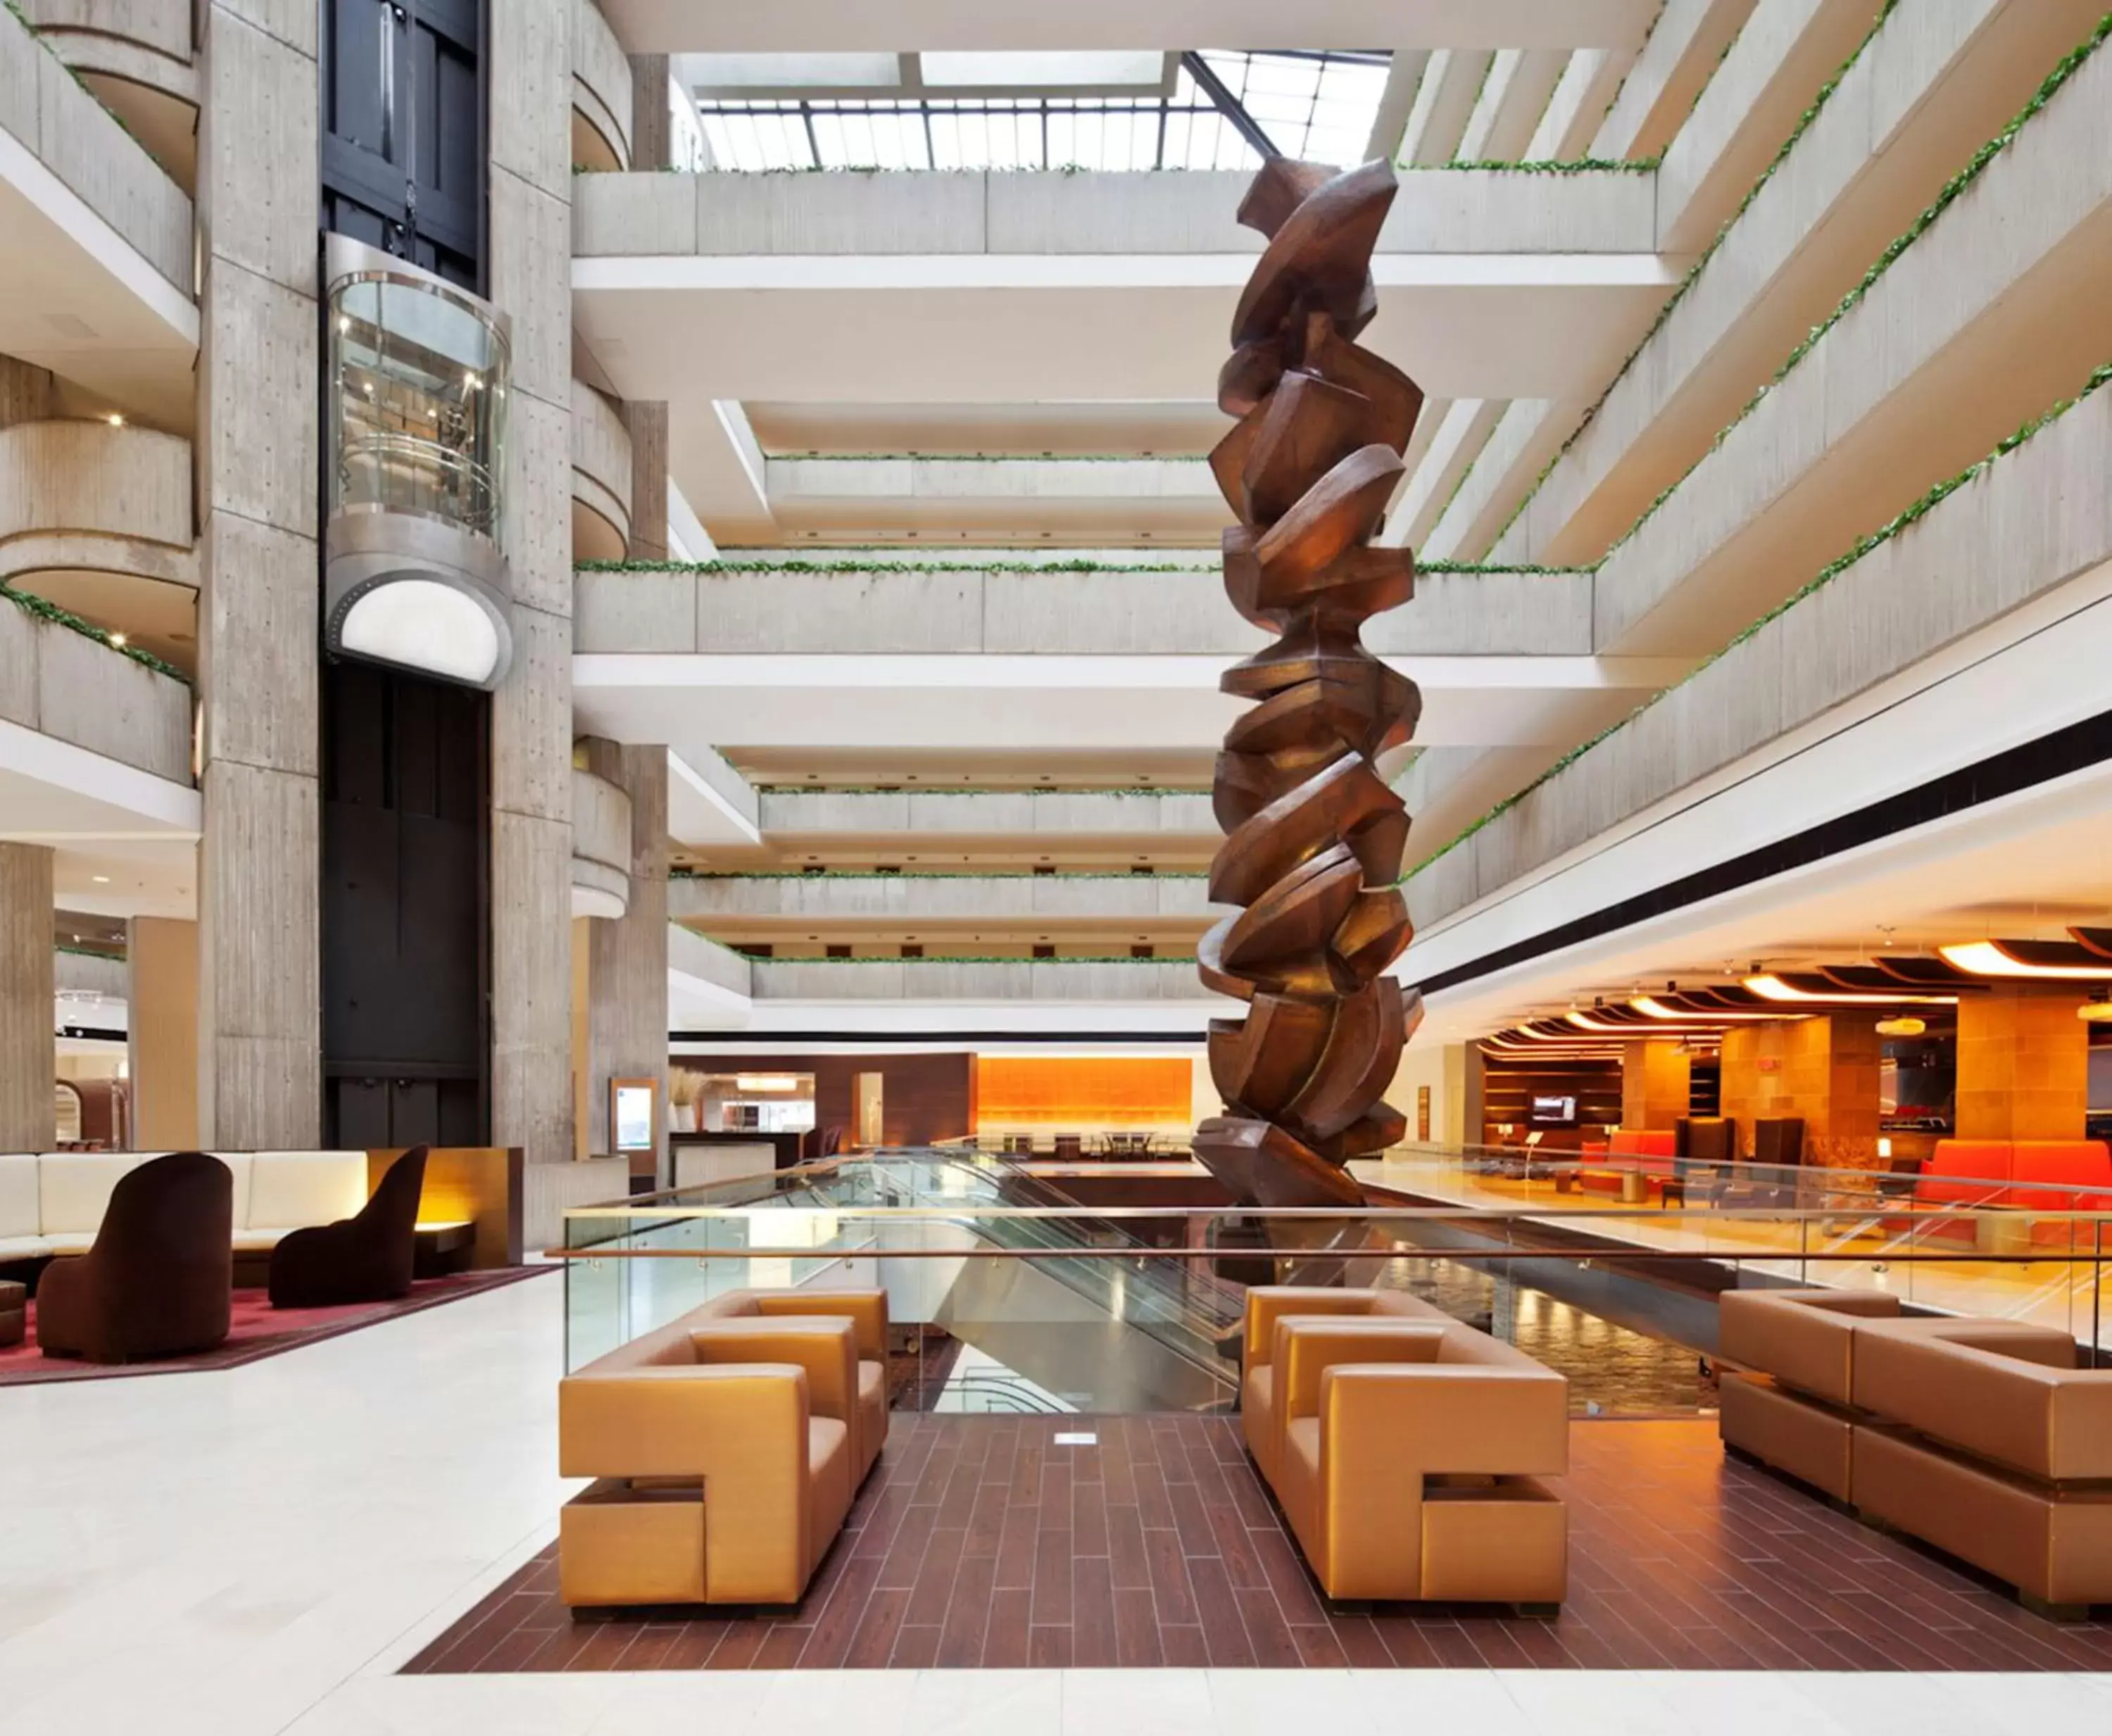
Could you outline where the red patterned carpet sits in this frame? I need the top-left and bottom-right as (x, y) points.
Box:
(0, 1265), (550, 1385)
(408, 1412), (2112, 1673)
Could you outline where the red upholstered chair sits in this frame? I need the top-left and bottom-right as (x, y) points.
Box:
(1608, 1129), (1678, 1178)
(1915, 1140), (2016, 1208)
(37, 1152), (232, 1363)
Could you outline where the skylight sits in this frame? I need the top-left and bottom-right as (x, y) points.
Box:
(688, 51), (1391, 174)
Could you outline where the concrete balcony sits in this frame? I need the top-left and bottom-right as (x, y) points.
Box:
(577, 560), (1592, 659)
(1495, 1), (2108, 570)
(20, 0), (199, 190)
(571, 0), (632, 172)
(671, 870), (1217, 947)
(572, 171), (1679, 484)
(1588, 33), (2112, 659)
(751, 789), (1219, 872)
(0, 3), (197, 424)
(750, 957), (1208, 1003)
(1408, 370), (2112, 951)
(570, 763), (631, 919)
(571, 377), (633, 561)
(1, 591), (198, 848)
(762, 455), (1221, 545)
(1, 417), (196, 671)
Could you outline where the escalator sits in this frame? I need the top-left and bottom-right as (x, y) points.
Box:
(809, 1155), (1240, 1411)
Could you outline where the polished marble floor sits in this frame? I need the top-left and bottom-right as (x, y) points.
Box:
(4, 1275), (2109, 1735)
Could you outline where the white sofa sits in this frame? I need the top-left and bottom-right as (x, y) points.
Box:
(0, 1151), (371, 1263)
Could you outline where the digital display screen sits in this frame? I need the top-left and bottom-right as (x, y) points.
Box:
(1530, 1094), (1577, 1124)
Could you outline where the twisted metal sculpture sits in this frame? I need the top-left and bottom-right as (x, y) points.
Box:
(1193, 156), (1426, 1212)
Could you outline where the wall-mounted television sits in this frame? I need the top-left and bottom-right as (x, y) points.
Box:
(1530, 1094), (1578, 1125)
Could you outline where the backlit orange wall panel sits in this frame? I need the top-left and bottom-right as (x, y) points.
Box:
(974, 1055), (1192, 1126)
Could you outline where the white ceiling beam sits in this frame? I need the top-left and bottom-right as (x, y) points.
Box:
(1400, 49), (1492, 165)
(1590, 0), (1759, 162)
(1364, 49), (1433, 165)
(602, 1), (1664, 56)
(1527, 47), (1637, 160)
(1457, 49), (1570, 163)
(1378, 398), (1504, 550)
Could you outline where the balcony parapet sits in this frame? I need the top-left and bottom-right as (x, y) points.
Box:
(571, 763), (631, 919)
(18, 0), (198, 189)
(571, 0), (631, 172)
(1, 585), (192, 784)
(0, 3), (192, 292)
(0, 417), (195, 588)
(749, 957), (1211, 1002)
(570, 377), (632, 561)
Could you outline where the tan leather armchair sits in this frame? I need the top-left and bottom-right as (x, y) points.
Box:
(1240, 1288), (1569, 1607)
(748, 1290), (888, 1482)
(558, 1290), (888, 1609)
(1718, 1288), (2112, 1616)
(1239, 1285), (1445, 1483)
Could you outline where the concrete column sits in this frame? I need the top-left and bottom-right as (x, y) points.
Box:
(1442, 1041), (1484, 1146)
(1721, 1014), (1880, 1172)
(1621, 1039), (1691, 1131)
(0, 355), (56, 426)
(0, 843), (56, 1148)
(192, 4), (322, 1148)
(1956, 986), (2089, 1142)
(490, 1), (579, 1236)
(629, 54), (672, 170)
(126, 917), (199, 1149)
(582, 739), (669, 1183)
(623, 401), (670, 560)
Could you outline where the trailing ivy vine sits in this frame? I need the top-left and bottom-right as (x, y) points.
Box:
(580, 557), (1591, 577)
(1, 585), (191, 685)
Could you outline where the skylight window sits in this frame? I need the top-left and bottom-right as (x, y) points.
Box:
(686, 51), (1390, 174)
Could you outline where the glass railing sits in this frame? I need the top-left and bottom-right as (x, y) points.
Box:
(557, 1148), (2110, 1411)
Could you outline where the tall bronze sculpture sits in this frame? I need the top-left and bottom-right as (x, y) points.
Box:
(1193, 156), (1426, 1212)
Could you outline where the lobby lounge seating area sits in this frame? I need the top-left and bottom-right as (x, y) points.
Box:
(1720, 1288), (2112, 1617)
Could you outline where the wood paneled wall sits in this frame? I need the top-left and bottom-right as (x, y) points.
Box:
(674, 1052), (977, 1149)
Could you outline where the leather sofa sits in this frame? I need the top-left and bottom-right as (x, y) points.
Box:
(558, 1287), (888, 1609)
(1240, 1286), (1569, 1606)
(1719, 1288), (2112, 1615)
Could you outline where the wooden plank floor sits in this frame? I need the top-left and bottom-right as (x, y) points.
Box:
(406, 1414), (2112, 1673)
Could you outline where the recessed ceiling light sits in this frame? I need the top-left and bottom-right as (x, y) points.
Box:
(92, 875), (109, 883)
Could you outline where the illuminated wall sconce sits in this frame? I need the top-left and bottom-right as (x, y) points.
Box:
(2079, 1000), (2112, 1022)
(1877, 1136), (1893, 1159)
(1875, 1017), (1926, 1037)
(322, 237), (514, 689)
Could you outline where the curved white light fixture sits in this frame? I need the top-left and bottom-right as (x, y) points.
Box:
(1564, 1008), (1720, 1036)
(1629, 995), (1784, 1022)
(1744, 974), (1951, 1005)
(1939, 941), (2110, 981)
(339, 581), (503, 686)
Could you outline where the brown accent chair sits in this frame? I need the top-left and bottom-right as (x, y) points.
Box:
(37, 1151), (232, 1364)
(1240, 1287), (1569, 1607)
(1718, 1288), (2112, 1616)
(268, 1147), (429, 1308)
(558, 1287), (888, 1609)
